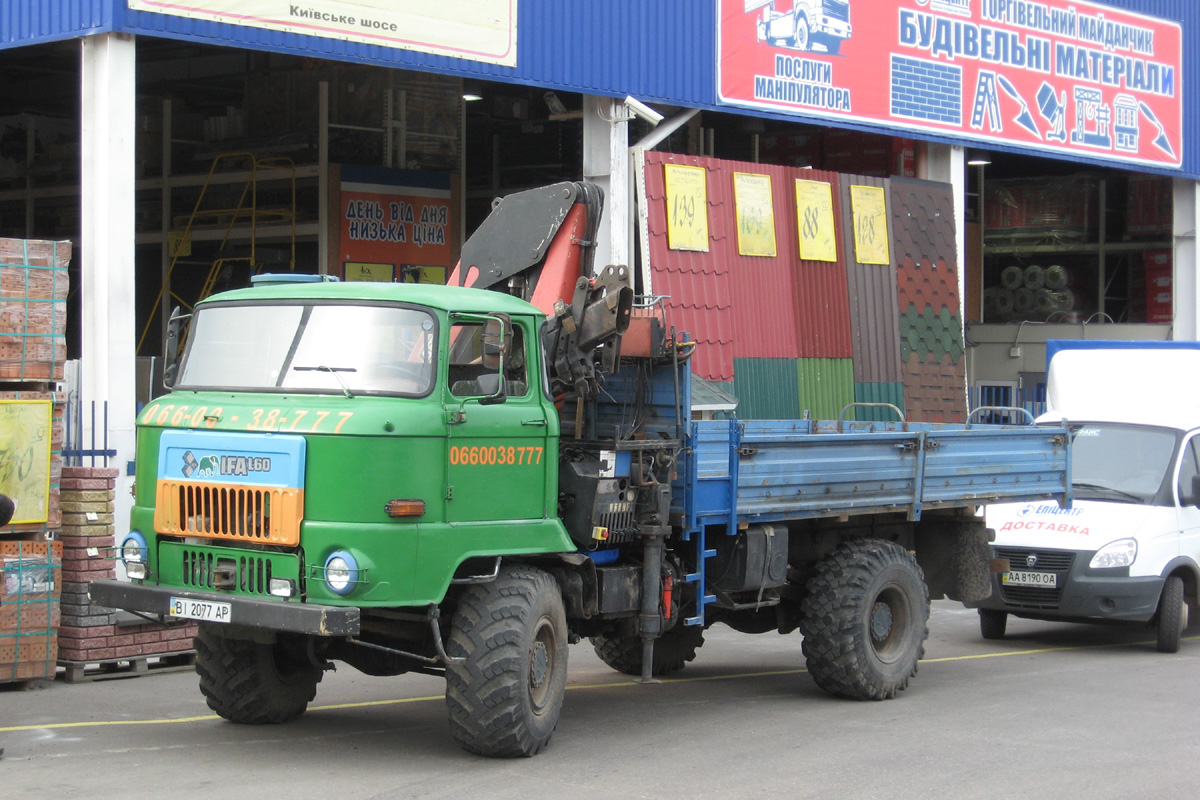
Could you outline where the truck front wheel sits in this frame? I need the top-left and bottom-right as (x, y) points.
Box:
(1156, 575), (1186, 653)
(800, 539), (930, 700)
(194, 624), (322, 724)
(979, 608), (1008, 640)
(590, 620), (705, 677)
(445, 564), (568, 757)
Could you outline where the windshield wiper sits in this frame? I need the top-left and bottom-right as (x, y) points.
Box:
(293, 365), (356, 398)
(1072, 482), (1145, 503)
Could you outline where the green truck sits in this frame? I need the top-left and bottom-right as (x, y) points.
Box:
(91, 182), (1072, 757)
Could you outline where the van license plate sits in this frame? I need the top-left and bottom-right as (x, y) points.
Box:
(170, 597), (232, 623)
(1003, 570), (1058, 588)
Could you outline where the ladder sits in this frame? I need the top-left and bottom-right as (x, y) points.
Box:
(138, 152), (298, 355)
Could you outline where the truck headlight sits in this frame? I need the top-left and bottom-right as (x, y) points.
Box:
(324, 551), (360, 595)
(120, 531), (148, 564)
(1090, 538), (1137, 569)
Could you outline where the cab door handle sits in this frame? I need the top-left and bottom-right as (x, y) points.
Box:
(522, 419), (547, 427)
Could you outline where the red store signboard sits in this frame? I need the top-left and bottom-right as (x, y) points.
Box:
(718, 0), (1183, 169)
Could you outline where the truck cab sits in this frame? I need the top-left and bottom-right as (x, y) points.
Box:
(128, 277), (573, 624)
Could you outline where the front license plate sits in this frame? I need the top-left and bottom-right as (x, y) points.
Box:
(169, 596), (232, 623)
(1002, 570), (1058, 588)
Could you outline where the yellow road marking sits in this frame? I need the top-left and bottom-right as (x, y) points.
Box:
(2, 633), (1195, 734)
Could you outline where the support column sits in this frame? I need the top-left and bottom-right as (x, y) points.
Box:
(1173, 179), (1199, 341)
(582, 95), (630, 276)
(80, 33), (137, 537)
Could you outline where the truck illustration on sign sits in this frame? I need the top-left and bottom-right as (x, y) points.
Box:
(748, 0), (851, 55)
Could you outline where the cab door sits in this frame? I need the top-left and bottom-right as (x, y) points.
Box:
(1174, 432), (1200, 566)
(444, 315), (550, 523)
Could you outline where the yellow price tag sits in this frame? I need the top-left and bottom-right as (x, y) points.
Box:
(733, 173), (776, 257)
(794, 179), (837, 262)
(850, 185), (890, 265)
(664, 164), (710, 252)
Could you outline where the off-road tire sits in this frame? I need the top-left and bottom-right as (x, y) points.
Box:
(800, 539), (930, 700)
(1156, 575), (1186, 653)
(445, 564), (568, 758)
(979, 608), (1008, 640)
(591, 621), (705, 677)
(194, 624), (322, 724)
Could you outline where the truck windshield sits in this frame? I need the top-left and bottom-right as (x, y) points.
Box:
(1071, 422), (1179, 504)
(177, 302), (436, 395)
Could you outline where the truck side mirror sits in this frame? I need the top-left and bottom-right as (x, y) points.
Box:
(477, 316), (509, 405)
(162, 306), (191, 389)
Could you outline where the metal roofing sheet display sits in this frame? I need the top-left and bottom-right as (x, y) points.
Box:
(796, 358), (855, 421)
(890, 177), (966, 423)
(720, 158), (799, 360)
(731, 358), (800, 421)
(789, 168), (852, 359)
(643, 151), (735, 383)
(839, 174), (901, 385)
(854, 382), (906, 422)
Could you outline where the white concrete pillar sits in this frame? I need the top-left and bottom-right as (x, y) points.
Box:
(582, 95), (630, 275)
(1173, 179), (1199, 341)
(80, 32), (137, 536)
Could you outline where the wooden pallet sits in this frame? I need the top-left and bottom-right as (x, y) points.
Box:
(58, 650), (197, 684)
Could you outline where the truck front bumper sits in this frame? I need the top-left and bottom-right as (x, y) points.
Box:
(89, 579), (361, 637)
(969, 554), (1163, 624)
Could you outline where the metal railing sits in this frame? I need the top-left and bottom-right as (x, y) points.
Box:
(63, 400), (117, 467)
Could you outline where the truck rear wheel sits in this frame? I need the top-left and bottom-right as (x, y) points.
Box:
(590, 620), (705, 677)
(800, 539), (929, 700)
(1156, 575), (1186, 653)
(445, 564), (568, 757)
(194, 624), (322, 724)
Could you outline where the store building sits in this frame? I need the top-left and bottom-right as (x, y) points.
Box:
(1, 0), (1197, 531)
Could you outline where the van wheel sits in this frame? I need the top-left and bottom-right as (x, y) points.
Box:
(979, 609), (1007, 640)
(1156, 575), (1186, 653)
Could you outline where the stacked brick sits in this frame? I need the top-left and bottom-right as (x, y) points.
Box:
(0, 238), (69, 382)
(0, 540), (61, 681)
(1, 238), (69, 682)
(57, 466), (196, 676)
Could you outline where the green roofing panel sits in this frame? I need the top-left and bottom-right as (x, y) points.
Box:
(854, 382), (906, 422)
(797, 358), (855, 421)
(731, 358), (800, 420)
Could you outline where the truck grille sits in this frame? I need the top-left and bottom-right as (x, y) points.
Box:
(181, 548), (274, 595)
(155, 479), (303, 546)
(995, 547), (1075, 609)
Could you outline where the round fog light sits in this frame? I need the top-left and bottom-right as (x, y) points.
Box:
(121, 531), (148, 564)
(324, 551), (360, 595)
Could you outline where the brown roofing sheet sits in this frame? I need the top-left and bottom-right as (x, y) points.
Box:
(840, 174), (901, 384)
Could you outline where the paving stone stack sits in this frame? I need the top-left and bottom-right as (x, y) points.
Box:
(57, 466), (196, 679)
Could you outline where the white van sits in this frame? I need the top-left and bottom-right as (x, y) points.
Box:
(971, 341), (1200, 652)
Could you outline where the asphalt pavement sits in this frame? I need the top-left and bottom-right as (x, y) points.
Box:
(2, 600), (1198, 799)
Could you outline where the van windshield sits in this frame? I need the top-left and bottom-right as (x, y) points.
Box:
(1070, 423), (1179, 504)
(177, 301), (437, 396)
